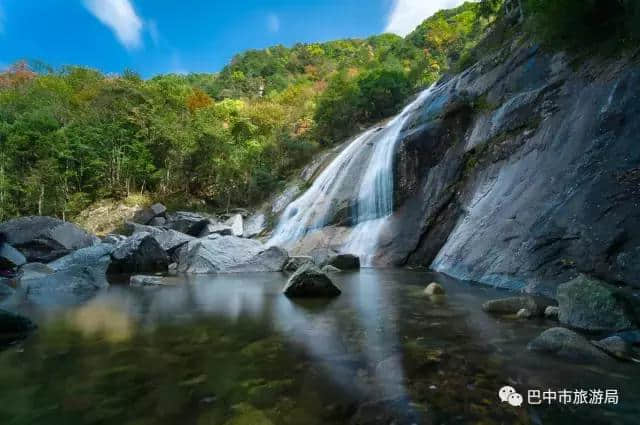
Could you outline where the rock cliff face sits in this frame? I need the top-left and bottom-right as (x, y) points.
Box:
(384, 39), (640, 295)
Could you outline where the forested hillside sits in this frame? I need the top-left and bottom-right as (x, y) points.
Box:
(0, 1), (493, 220)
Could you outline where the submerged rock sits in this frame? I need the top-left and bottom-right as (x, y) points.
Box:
(557, 275), (637, 332)
(527, 327), (610, 363)
(591, 336), (638, 362)
(283, 263), (341, 298)
(130, 275), (176, 287)
(0, 216), (99, 263)
(482, 296), (554, 316)
(177, 235), (288, 273)
(424, 282), (445, 296)
(0, 309), (36, 334)
(324, 253), (360, 270)
(109, 232), (169, 274)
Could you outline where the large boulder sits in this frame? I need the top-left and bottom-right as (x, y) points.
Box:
(527, 327), (610, 363)
(19, 264), (109, 305)
(225, 214), (244, 237)
(108, 232), (169, 274)
(482, 296), (555, 316)
(133, 203), (167, 225)
(125, 222), (194, 253)
(199, 222), (233, 237)
(243, 213), (266, 238)
(0, 243), (26, 269)
(557, 275), (637, 332)
(283, 263), (341, 298)
(0, 309), (36, 335)
(48, 243), (114, 271)
(164, 212), (210, 236)
(176, 235), (288, 274)
(324, 253), (360, 270)
(0, 216), (99, 262)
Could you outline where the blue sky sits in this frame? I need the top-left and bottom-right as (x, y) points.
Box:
(0, 0), (468, 77)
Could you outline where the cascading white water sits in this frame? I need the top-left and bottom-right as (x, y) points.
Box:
(269, 86), (434, 264)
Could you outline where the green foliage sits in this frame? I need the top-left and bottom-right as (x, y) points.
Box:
(0, 2), (493, 219)
(524, 0), (639, 47)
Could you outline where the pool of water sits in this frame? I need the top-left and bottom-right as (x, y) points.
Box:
(1, 270), (638, 425)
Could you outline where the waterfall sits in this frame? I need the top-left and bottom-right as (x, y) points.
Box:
(269, 86), (434, 264)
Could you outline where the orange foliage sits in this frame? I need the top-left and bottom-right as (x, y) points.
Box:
(186, 88), (213, 112)
(0, 61), (37, 88)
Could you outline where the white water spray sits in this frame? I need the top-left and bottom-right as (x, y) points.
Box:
(269, 86), (435, 265)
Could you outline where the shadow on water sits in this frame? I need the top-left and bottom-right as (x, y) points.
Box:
(0, 269), (638, 424)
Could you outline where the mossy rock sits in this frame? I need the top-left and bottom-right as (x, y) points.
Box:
(557, 275), (637, 332)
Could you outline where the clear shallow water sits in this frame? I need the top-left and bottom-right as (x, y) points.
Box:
(1, 270), (639, 425)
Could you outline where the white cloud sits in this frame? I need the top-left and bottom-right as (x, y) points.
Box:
(385, 0), (472, 36)
(83, 0), (143, 50)
(266, 13), (280, 33)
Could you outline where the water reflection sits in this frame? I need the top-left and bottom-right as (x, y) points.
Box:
(0, 270), (638, 425)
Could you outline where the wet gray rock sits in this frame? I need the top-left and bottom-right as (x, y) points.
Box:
(164, 212), (210, 236)
(283, 263), (341, 298)
(591, 336), (637, 361)
(0, 216), (99, 262)
(284, 256), (314, 272)
(102, 234), (127, 244)
(0, 309), (36, 334)
(126, 222), (194, 253)
(544, 306), (560, 320)
(557, 275), (637, 332)
(243, 213), (266, 238)
(20, 264), (109, 305)
(225, 214), (244, 237)
(48, 243), (114, 271)
(19, 263), (55, 280)
(0, 243), (26, 269)
(322, 265), (342, 273)
(615, 330), (640, 346)
(528, 327), (610, 363)
(424, 282), (445, 296)
(149, 216), (166, 227)
(177, 235), (288, 274)
(108, 232), (169, 274)
(324, 253), (360, 270)
(369, 41), (640, 295)
(133, 203), (167, 225)
(517, 308), (533, 319)
(199, 222), (233, 237)
(482, 296), (554, 316)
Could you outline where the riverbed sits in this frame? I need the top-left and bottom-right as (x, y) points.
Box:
(1, 270), (638, 425)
